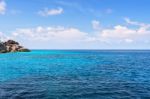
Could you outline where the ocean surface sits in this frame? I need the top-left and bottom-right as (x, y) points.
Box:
(0, 50), (150, 99)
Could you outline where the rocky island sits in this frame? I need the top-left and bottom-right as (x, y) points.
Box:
(0, 40), (30, 53)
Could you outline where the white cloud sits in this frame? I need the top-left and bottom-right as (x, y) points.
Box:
(12, 26), (88, 42)
(2, 18), (150, 49)
(97, 18), (150, 43)
(100, 25), (136, 39)
(124, 18), (150, 27)
(125, 18), (150, 35)
(11, 26), (91, 49)
(38, 7), (63, 16)
(11, 19), (150, 46)
(0, 0), (6, 15)
(92, 20), (101, 30)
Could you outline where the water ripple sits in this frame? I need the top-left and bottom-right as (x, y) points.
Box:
(0, 75), (150, 99)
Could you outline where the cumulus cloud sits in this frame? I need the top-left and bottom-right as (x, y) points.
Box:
(12, 26), (88, 42)
(2, 18), (150, 48)
(11, 26), (91, 49)
(100, 25), (136, 39)
(97, 18), (150, 43)
(12, 19), (150, 45)
(0, 0), (6, 15)
(38, 7), (63, 16)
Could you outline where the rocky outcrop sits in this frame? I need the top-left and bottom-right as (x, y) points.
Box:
(0, 40), (30, 53)
(0, 43), (7, 53)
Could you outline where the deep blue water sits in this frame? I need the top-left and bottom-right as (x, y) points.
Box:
(0, 50), (150, 99)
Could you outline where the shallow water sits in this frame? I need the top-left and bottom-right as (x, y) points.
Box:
(0, 50), (150, 99)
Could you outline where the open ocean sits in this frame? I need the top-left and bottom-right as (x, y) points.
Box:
(0, 50), (150, 99)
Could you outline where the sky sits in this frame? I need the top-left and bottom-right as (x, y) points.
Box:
(0, 0), (150, 49)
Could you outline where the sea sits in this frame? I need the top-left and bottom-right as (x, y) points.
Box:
(0, 50), (150, 99)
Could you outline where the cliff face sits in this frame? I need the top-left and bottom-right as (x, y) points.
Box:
(0, 40), (30, 53)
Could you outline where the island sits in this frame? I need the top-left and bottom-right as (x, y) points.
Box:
(0, 40), (30, 53)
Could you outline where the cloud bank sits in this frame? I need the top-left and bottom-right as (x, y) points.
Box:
(1, 18), (150, 49)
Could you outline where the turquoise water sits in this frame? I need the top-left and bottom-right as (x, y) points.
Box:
(0, 50), (150, 99)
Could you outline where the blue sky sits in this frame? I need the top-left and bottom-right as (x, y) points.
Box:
(0, 0), (150, 49)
